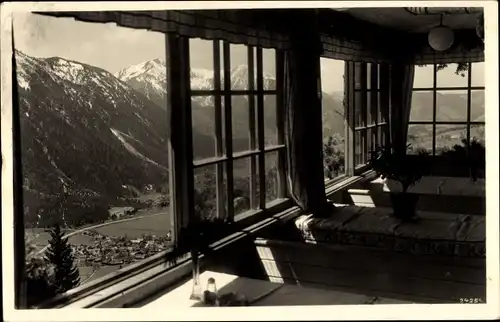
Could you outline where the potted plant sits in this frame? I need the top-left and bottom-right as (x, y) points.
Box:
(440, 138), (485, 181)
(368, 145), (431, 221)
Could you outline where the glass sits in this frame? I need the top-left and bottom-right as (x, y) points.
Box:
(413, 65), (434, 88)
(265, 152), (280, 202)
(323, 134), (346, 180)
(407, 124), (433, 154)
(470, 124), (485, 144)
(366, 128), (373, 156)
(194, 164), (227, 220)
(233, 158), (252, 215)
(192, 96), (224, 160)
(354, 62), (363, 90)
(436, 63), (468, 88)
(366, 63), (372, 90)
(264, 95), (278, 146)
(230, 44), (249, 90)
(262, 48), (277, 90)
(190, 39), (215, 90)
(410, 91), (433, 121)
(435, 124), (468, 155)
(354, 91), (365, 127)
(232, 96), (251, 153)
(436, 90), (467, 122)
(378, 125), (386, 148)
(17, 18), (171, 299)
(471, 62), (485, 87)
(470, 90), (485, 122)
(377, 91), (382, 123)
(354, 130), (366, 166)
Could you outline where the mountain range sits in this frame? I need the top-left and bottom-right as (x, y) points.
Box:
(14, 50), (484, 227)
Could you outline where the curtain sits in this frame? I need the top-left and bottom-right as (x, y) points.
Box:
(283, 11), (332, 217)
(389, 63), (415, 155)
(35, 10), (292, 50)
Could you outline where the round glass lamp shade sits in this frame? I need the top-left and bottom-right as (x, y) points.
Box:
(428, 26), (455, 51)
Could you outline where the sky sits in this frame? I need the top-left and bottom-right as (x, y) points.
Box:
(13, 12), (484, 91)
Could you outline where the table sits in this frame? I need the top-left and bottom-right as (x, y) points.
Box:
(142, 271), (415, 308)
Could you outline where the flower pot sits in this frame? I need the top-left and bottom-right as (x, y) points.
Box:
(389, 193), (419, 221)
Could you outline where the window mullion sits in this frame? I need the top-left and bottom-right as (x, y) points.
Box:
(247, 46), (258, 209)
(256, 47), (266, 208)
(432, 64), (437, 156)
(275, 49), (287, 198)
(213, 40), (226, 220)
(362, 63), (368, 164)
(222, 42), (234, 221)
(467, 62), (472, 146)
(345, 61), (355, 175)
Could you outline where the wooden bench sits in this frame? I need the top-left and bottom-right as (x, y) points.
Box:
(350, 176), (486, 215)
(254, 237), (485, 303)
(294, 205), (485, 258)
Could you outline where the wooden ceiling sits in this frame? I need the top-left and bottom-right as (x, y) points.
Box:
(333, 7), (481, 34)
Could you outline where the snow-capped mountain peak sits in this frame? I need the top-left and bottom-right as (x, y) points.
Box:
(115, 58), (166, 83)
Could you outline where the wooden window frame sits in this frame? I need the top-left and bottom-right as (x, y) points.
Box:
(409, 62), (486, 156)
(351, 62), (389, 173)
(189, 40), (287, 223)
(319, 57), (349, 185)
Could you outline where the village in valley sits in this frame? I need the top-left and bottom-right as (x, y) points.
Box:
(72, 230), (172, 267)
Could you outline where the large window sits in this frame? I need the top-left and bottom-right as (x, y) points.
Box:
(408, 63), (485, 155)
(189, 40), (286, 222)
(353, 62), (389, 168)
(15, 12), (174, 305)
(320, 58), (346, 182)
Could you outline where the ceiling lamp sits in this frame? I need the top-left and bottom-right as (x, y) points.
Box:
(428, 14), (455, 51)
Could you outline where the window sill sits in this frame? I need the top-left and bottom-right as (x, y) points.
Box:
(37, 198), (298, 309)
(325, 169), (376, 197)
(36, 173), (373, 309)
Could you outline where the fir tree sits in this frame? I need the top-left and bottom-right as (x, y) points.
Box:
(45, 224), (80, 293)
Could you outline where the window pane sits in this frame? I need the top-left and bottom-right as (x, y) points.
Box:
(366, 63), (372, 90)
(435, 124), (468, 155)
(471, 62), (485, 87)
(230, 44), (249, 90)
(471, 90), (485, 122)
(264, 95), (278, 146)
(232, 96), (251, 153)
(436, 63), (468, 87)
(265, 152), (280, 202)
(263, 48), (276, 90)
(16, 14), (172, 298)
(407, 124), (433, 154)
(354, 62), (363, 90)
(190, 39), (215, 90)
(367, 128), (373, 155)
(192, 96), (224, 160)
(367, 91), (373, 125)
(233, 158), (252, 215)
(377, 125), (386, 148)
(355, 91), (365, 127)
(320, 58), (345, 181)
(323, 135), (345, 180)
(413, 65), (434, 88)
(194, 164), (226, 220)
(377, 91), (382, 123)
(470, 124), (485, 144)
(410, 91), (433, 122)
(354, 130), (365, 166)
(436, 90), (467, 122)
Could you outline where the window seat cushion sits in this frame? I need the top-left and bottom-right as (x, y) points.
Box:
(294, 205), (485, 258)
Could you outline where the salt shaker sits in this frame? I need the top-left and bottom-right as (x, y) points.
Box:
(203, 277), (218, 306)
